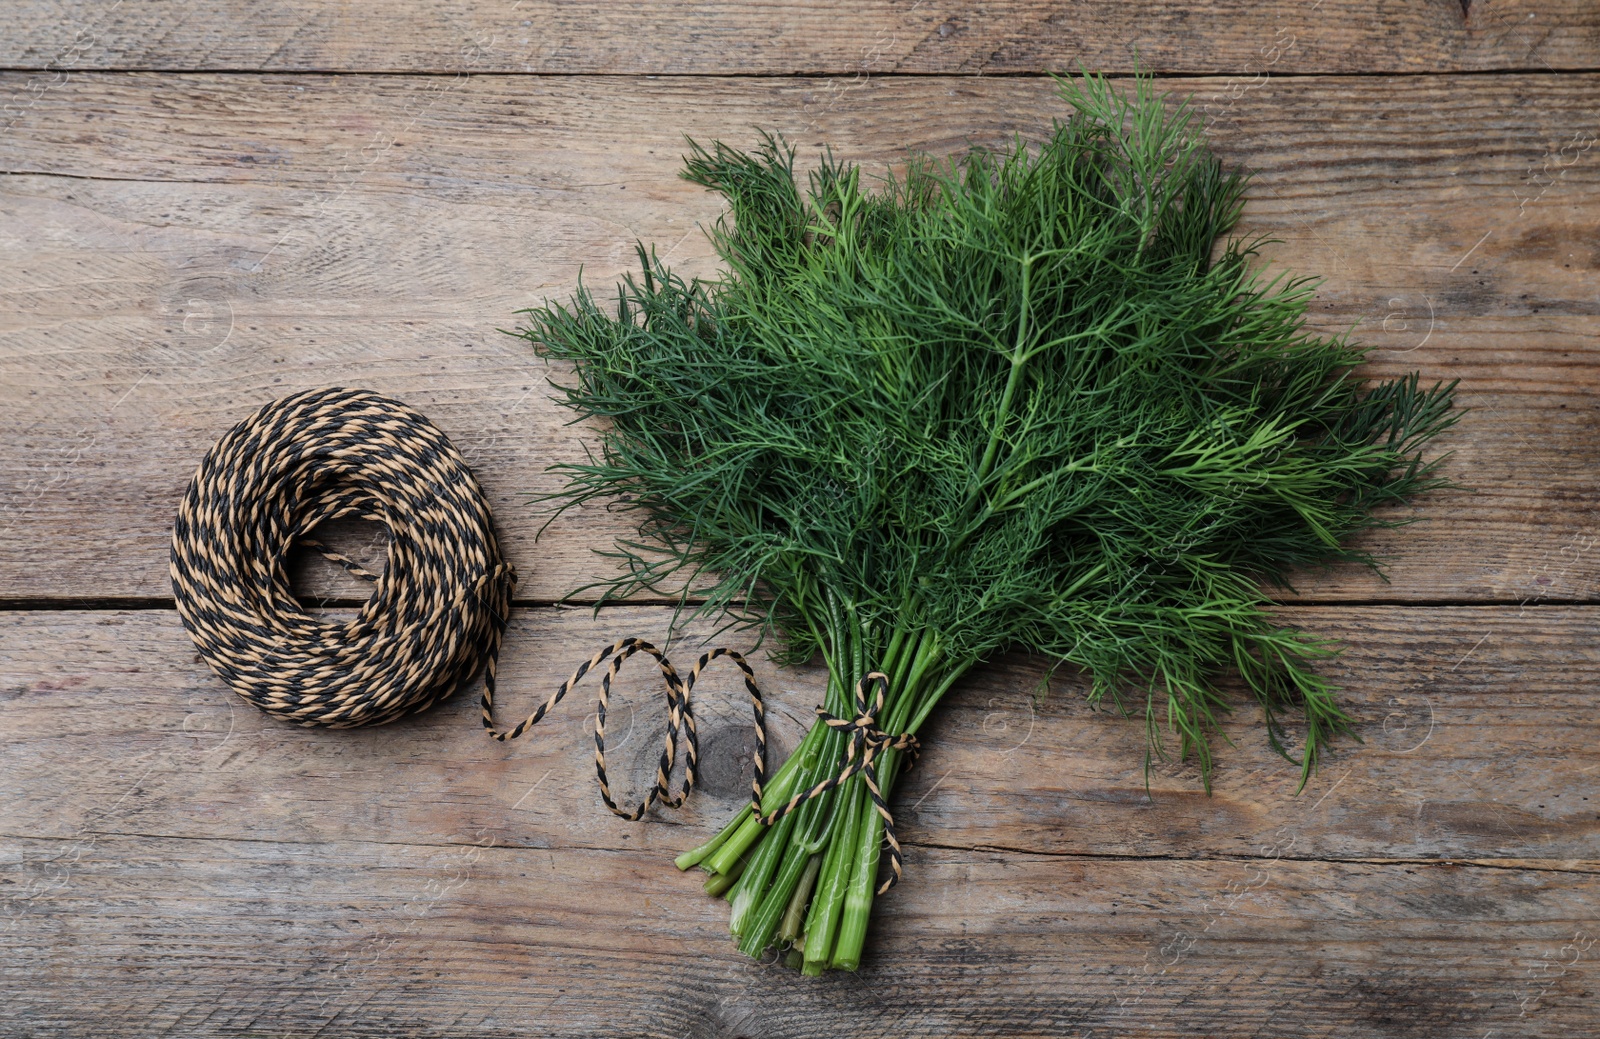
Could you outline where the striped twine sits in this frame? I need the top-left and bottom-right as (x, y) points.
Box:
(171, 387), (517, 728)
(754, 672), (919, 895)
(484, 636), (768, 821)
(171, 386), (918, 891)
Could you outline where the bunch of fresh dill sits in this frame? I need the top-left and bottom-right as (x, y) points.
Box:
(513, 71), (1457, 973)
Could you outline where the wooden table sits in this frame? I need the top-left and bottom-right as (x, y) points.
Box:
(3, 3), (1598, 1036)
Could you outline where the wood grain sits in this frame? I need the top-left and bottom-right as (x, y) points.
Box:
(1, 73), (1596, 604)
(4, 2), (1597, 1034)
(0, 0), (1596, 74)
(4, 832), (1595, 1038)
(3, 606), (1597, 1037)
(2, 606), (1595, 865)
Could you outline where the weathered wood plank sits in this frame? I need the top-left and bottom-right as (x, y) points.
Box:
(3, 835), (1595, 1036)
(3, 606), (1596, 866)
(0, 0), (1596, 74)
(1, 73), (1596, 604)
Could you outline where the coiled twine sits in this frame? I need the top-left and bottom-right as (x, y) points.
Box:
(170, 387), (516, 728)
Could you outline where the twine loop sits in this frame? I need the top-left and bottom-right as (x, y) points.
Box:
(490, 658), (921, 893)
(483, 637), (769, 823)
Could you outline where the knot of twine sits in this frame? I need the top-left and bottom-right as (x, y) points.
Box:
(751, 672), (920, 894)
(173, 387), (919, 891)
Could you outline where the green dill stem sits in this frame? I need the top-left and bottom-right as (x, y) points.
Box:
(801, 777), (865, 975)
(742, 774), (838, 928)
(728, 793), (804, 935)
(898, 632), (944, 711)
(881, 627), (910, 678)
(730, 694), (853, 933)
(798, 633), (932, 972)
(738, 825), (827, 956)
(742, 716), (856, 953)
(676, 803), (750, 871)
(905, 665), (973, 735)
(702, 633), (858, 947)
(701, 711), (831, 877)
(701, 811), (764, 878)
(973, 254), (1034, 488)
(739, 623), (863, 948)
(828, 642), (961, 971)
(714, 627), (960, 968)
(829, 744), (904, 971)
(703, 854), (745, 897)
(781, 853), (824, 943)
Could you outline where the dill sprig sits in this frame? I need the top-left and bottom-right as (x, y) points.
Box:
(513, 70), (1457, 973)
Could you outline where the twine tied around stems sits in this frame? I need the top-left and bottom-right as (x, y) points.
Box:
(751, 672), (921, 894)
(172, 386), (919, 892)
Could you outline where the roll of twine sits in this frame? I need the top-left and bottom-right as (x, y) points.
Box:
(171, 386), (517, 728)
(172, 386), (917, 891)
